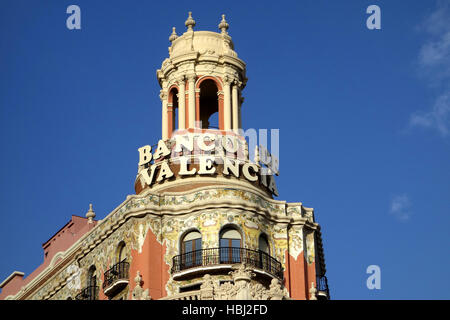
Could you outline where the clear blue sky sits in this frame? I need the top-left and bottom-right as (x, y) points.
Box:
(1, 0), (449, 299)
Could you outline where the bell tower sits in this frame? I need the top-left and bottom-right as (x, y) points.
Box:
(157, 12), (247, 139)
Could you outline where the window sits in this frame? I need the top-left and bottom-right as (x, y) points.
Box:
(181, 230), (202, 267)
(219, 227), (242, 263)
(87, 265), (96, 287)
(85, 265), (98, 300)
(117, 241), (126, 263)
(199, 79), (219, 129)
(258, 234), (270, 254)
(169, 88), (179, 135)
(258, 234), (271, 271)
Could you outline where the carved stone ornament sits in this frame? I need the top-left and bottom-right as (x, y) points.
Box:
(309, 281), (317, 300)
(268, 278), (284, 300)
(185, 12), (196, 31)
(219, 282), (238, 300)
(169, 27), (178, 43)
(198, 264), (289, 300)
(230, 263), (255, 282)
(132, 271), (151, 300)
(218, 14), (229, 34)
(250, 282), (269, 300)
(187, 74), (196, 82)
(159, 90), (167, 101)
(229, 264), (254, 300)
(176, 76), (185, 85)
(222, 75), (233, 86)
(199, 274), (214, 300)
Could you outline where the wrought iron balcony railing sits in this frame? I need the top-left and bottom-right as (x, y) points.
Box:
(172, 247), (284, 279)
(103, 260), (130, 294)
(317, 275), (330, 299)
(75, 285), (99, 300)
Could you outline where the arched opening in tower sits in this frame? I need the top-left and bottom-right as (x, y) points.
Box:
(199, 79), (219, 129)
(169, 88), (179, 135)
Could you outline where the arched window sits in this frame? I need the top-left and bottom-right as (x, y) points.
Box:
(258, 234), (271, 271)
(168, 88), (179, 136)
(199, 79), (219, 129)
(87, 265), (96, 287)
(86, 265), (97, 300)
(219, 227), (242, 263)
(258, 234), (270, 254)
(117, 241), (126, 263)
(181, 230), (202, 267)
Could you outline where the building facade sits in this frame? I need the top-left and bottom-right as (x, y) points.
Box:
(0, 13), (329, 301)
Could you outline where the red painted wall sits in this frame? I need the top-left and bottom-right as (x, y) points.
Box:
(129, 228), (170, 300)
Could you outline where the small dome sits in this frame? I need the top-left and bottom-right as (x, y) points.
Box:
(170, 31), (237, 58)
(168, 13), (238, 60)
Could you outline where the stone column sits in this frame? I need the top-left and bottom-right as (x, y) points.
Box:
(223, 77), (232, 131)
(230, 264), (254, 300)
(160, 90), (168, 140)
(232, 81), (239, 133)
(195, 89), (201, 128)
(239, 96), (244, 130)
(167, 103), (174, 137)
(218, 91), (224, 130)
(177, 77), (186, 130)
(188, 74), (196, 129)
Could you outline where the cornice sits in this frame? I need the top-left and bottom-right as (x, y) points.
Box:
(0, 271), (24, 288)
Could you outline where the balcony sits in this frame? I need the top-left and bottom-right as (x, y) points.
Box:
(316, 275), (330, 300)
(103, 260), (130, 297)
(75, 285), (98, 300)
(171, 247), (284, 280)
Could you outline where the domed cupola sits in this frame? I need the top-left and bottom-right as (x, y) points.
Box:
(157, 12), (247, 138)
(135, 13), (278, 199)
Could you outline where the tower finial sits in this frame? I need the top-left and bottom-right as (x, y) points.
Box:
(185, 11), (196, 31)
(86, 203), (96, 223)
(218, 14), (229, 34)
(169, 27), (178, 42)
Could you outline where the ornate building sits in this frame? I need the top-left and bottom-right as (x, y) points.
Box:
(0, 13), (329, 301)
